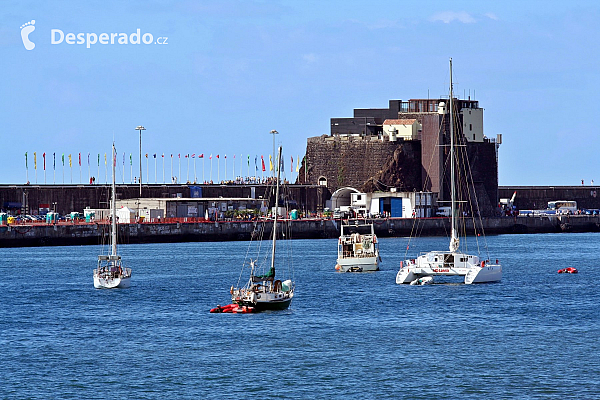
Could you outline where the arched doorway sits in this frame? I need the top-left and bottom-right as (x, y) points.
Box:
(330, 187), (360, 210)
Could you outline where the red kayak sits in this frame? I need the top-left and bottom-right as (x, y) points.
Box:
(558, 267), (578, 274)
(210, 304), (256, 313)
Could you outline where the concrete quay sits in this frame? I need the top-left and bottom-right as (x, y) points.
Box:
(1, 215), (599, 248)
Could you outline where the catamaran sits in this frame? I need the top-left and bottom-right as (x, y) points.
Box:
(230, 146), (294, 310)
(93, 143), (132, 289)
(396, 59), (502, 285)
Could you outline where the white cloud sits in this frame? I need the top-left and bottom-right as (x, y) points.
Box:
(484, 12), (499, 20)
(430, 11), (476, 24)
(302, 53), (318, 64)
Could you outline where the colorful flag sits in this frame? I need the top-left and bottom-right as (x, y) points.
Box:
(216, 154), (219, 159)
(78, 153), (81, 166)
(153, 153), (156, 159)
(34, 152), (37, 169)
(269, 155), (273, 171)
(261, 155), (266, 172)
(247, 155), (250, 166)
(145, 153), (148, 159)
(291, 156), (293, 172)
(185, 154), (188, 158)
(224, 154), (226, 159)
(62, 154), (65, 166)
(199, 154), (204, 158)
(296, 155), (300, 172)
(97, 153), (100, 167)
(25, 152), (28, 169)
(68, 154), (72, 168)
(87, 153), (90, 166)
(130, 154), (133, 165)
(43, 153), (46, 170)
(105, 153), (107, 165)
(178, 154), (180, 158)
(209, 154), (212, 159)
(191, 154), (195, 158)
(53, 153), (55, 170)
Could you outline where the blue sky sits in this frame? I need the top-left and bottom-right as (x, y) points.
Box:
(2, 0), (600, 186)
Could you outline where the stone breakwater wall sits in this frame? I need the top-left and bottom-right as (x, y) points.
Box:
(1, 215), (598, 248)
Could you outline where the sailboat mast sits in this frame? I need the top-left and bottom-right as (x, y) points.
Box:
(111, 143), (117, 257)
(449, 58), (459, 252)
(270, 146), (282, 271)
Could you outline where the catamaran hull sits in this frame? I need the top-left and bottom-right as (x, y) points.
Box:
(336, 257), (379, 272)
(93, 275), (131, 289)
(396, 265), (502, 285)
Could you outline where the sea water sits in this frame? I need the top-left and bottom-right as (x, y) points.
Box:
(1, 233), (599, 399)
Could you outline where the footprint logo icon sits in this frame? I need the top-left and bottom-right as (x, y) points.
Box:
(20, 20), (35, 50)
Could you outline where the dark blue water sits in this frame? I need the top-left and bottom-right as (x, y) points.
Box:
(1, 233), (599, 399)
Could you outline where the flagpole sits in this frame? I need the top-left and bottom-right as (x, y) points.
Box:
(217, 156), (220, 182)
(225, 155), (227, 181)
(162, 154), (165, 184)
(193, 155), (197, 183)
(170, 155), (173, 183)
(233, 155), (235, 180)
(186, 155), (190, 183)
(202, 156), (205, 183)
(210, 155), (213, 182)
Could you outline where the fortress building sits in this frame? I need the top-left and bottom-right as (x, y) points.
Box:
(298, 98), (501, 216)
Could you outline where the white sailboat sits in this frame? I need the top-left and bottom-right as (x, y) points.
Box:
(230, 146), (294, 311)
(335, 221), (380, 272)
(93, 142), (132, 289)
(396, 59), (502, 285)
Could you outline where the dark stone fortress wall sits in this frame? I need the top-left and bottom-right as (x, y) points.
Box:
(298, 135), (422, 193)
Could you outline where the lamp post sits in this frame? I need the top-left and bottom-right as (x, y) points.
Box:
(270, 129), (278, 178)
(135, 126), (146, 197)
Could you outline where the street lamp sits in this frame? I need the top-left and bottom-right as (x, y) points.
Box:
(135, 126), (146, 197)
(270, 129), (278, 177)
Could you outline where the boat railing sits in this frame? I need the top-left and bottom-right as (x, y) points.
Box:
(341, 251), (377, 258)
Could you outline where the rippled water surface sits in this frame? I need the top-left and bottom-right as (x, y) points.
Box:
(1, 233), (599, 399)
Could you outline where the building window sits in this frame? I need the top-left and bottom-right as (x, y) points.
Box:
(318, 176), (327, 186)
(470, 124), (473, 131)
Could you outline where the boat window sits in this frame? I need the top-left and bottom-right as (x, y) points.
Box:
(444, 254), (454, 264)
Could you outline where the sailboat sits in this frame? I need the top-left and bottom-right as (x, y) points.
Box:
(396, 59), (502, 285)
(93, 142), (132, 289)
(230, 146), (294, 311)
